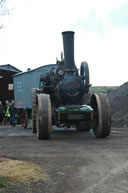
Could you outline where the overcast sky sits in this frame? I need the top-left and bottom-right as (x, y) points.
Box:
(0, 0), (128, 86)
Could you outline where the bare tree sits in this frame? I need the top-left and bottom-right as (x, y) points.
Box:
(0, 0), (10, 28)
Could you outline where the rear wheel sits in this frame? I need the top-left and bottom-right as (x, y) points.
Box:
(32, 88), (37, 133)
(36, 94), (52, 139)
(91, 93), (111, 138)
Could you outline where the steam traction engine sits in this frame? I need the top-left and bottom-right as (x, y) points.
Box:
(32, 31), (111, 139)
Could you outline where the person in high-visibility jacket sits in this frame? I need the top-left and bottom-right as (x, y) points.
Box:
(5, 101), (11, 124)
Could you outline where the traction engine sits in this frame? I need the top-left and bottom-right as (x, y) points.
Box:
(32, 31), (111, 139)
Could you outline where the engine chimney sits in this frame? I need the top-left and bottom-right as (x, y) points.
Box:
(62, 31), (75, 71)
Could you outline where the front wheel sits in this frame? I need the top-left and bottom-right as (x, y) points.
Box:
(36, 94), (52, 140)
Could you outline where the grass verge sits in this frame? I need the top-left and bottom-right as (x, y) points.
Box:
(0, 176), (7, 187)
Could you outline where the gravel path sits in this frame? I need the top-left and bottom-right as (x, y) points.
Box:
(0, 125), (128, 193)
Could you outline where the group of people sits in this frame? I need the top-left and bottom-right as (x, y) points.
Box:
(0, 100), (16, 127)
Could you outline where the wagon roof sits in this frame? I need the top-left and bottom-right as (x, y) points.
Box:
(13, 64), (57, 77)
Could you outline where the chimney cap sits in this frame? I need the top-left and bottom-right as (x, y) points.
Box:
(62, 31), (75, 35)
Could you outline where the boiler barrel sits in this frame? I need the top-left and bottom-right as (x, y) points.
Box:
(62, 31), (75, 70)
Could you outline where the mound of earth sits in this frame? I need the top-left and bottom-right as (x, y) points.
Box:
(108, 82), (128, 127)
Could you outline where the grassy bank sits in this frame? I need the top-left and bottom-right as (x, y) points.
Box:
(89, 86), (118, 94)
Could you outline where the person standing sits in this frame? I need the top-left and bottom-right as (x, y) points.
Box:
(4, 100), (9, 113)
(0, 101), (4, 125)
(4, 100), (11, 125)
(10, 100), (16, 127)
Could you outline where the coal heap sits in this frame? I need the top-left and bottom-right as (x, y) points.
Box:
(108, 82), (128, 127)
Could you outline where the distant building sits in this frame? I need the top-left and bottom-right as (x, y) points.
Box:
(0, 64), (21, 103)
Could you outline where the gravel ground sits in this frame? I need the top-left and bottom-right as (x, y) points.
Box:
(0, 125), (128, 193)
